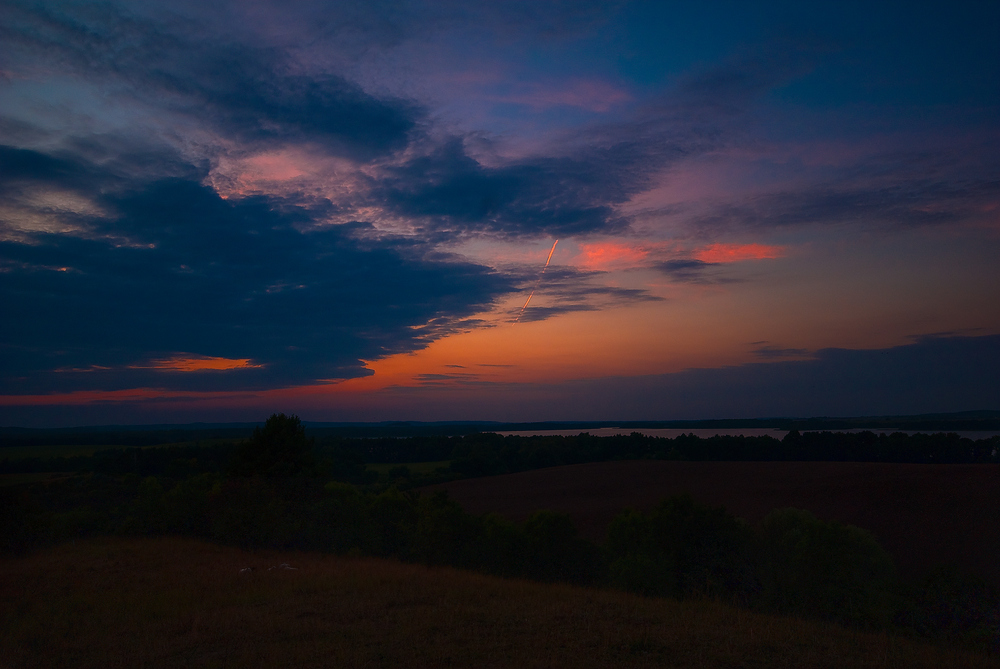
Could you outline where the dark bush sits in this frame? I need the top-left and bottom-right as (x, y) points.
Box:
(209, 478), (289, 549)
(412, 490), (482, 568)
(162, 473), (215, 536)
(308, 481), (368, 553)
(475, 513), (528, 578)
(605, 495), (757, 601)
(366, 488), (420, 557)
(120, 476), (166, 535)
(759, 508), (899, 627)
(522, 509), (605, 584)
(897, 566), (1000, 651)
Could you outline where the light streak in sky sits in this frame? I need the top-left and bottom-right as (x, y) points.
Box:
(513, 239), (558, 324)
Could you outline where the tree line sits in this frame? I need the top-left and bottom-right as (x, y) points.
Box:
(3, 427), (998, 481)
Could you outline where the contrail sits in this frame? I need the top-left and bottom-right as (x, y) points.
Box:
(513, 239), (558, 324)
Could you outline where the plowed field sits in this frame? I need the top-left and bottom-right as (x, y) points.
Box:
(425, 461), (1000, 583)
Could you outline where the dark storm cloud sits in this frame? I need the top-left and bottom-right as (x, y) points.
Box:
(1, 3), (419, 159)
(0, 139), (201, 203)
(693, 178), (1000, 231)
(684, 148), (1000, 233)
(0, 145), (80, 185)
(0, 146), (514, 394)
(377, 138), (628, 237)
(654, 259), (721, 283)
(372, 47), (820, 239)
(509, 265), (662, 323)
(2, 3), (829, 241)
(373, 116), (698, 238)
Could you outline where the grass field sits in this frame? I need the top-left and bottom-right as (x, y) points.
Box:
(1, 537), (996, 668)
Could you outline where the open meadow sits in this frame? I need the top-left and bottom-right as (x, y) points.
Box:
(2, 537), (997, 669)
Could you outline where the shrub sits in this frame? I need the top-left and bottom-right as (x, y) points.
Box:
(475, 513), (527, 578)
(162, 473), (215, 536)
(759, 508), (898, 627)
(897, 566), (1000, 651)
(310, 481), (368, 553)
(522, 509), (605, 584)
(209, 478), (288, 549)
(605, 495), (757, 601)
(366, 488), (419, 557)
(412, 490), (482, 568)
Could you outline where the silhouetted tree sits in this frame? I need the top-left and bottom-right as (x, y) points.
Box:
(229, 413), (315, 478)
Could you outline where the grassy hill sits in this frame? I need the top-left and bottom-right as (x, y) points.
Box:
(1, 537), (995, 668)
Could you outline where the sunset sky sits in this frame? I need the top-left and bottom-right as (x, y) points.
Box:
(1, 1), (998, 426)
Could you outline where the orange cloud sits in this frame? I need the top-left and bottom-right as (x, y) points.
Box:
(0, 387), (212, 406)
(692, 243), (786, 264)
(138, 354), (263, 372)
(578, 242), (649, 270)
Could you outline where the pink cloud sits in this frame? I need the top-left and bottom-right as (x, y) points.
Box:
(575, 240), (787, 270)
(693, 243), (786, 263)
(577, 242), (651, 270)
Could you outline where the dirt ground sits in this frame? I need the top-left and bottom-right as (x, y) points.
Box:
(425, 461), (1000, 584)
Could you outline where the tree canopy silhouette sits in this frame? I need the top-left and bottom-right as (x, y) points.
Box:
(229, 413), (315, 477)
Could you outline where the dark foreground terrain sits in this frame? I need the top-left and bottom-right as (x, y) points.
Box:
(1, 537), (995, 669)
(426, 461), (1000, 584)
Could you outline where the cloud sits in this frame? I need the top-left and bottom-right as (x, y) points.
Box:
(680, 146), (1000, 234)
(0, 145), (516, 394)
(654, 259), (721, 283)
(1, 3), (420, 160)
(359, 334), (1000, 421)
(693, 243), (785, 263)
(411, 372), (489, 386)
(375, 138), (629, 237)
(750, 344), (811, 360)
(577, 241), (649, 271)
(2, 332), (996, 426)
(646, 242), (785, 283)
(134, 354), (264, 372)
(557, 333), (1000, 419)
(508, 265), (663, 322)
(2, 4), (828, 244)
(368, 46), (824, 239)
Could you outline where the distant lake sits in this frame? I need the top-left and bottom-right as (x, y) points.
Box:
(496, 428), (1000, 440)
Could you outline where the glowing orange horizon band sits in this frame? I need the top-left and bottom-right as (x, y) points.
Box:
(513, 239), (558, 324)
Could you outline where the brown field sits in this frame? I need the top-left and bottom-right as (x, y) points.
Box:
(2, 537), (997, 668)
(424, 461), (1000, 583)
